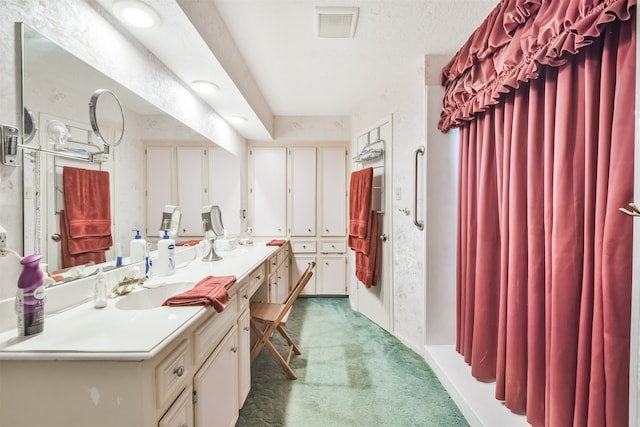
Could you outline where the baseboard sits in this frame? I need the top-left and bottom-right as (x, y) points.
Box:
(394, 331), (425, 357)
(424, 345), (530, 427)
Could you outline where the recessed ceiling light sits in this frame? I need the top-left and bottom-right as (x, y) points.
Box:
(228, 115), (247, 124)
(191, 80), (219, 95)
(113, 1), (160, 29)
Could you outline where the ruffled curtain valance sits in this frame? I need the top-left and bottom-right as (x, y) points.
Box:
(438, 0), (636, 132)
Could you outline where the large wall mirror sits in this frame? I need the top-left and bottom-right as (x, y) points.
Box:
(21, 24), (241, 279)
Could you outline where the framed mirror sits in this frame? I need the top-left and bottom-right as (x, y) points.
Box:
(20, 24), (210, 278)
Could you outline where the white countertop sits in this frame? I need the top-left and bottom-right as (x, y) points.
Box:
(0, 242), (279, 361)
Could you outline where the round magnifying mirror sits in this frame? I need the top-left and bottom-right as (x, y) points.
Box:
(89, 89), (125, 147)
(23, 107), (37, 144)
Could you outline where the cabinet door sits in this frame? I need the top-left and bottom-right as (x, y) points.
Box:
(209, 148), (242, 235)
(237, 310), (251, 408)
(319, 148), (347, 236)
(159, 386), (194, 427)
(146, 146), (175, 237)
(250, 147), (287, 236)
(269, 262), (289, 303)
(193, 325), (238, 427)
(319, 255), (347, 295)
(289, 147), (316, 236)
(177, 147), (208, 236)
(293, 255), (317, 296)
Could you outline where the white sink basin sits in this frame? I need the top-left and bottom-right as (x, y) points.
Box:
(115, 282), (195, 310)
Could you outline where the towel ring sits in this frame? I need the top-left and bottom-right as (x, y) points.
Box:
(89, 89), (125, 147)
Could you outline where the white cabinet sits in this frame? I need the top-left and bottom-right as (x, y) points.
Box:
(249, 147), (287, 237)
(318, 255), (347, 295)
(289, 147), (316, 236)
(159, 387), (194, 427)
(237, 309), (251, 407)
(176, 147), (208, 236)
(146, 146), (175, 237)
(193, 325), (239, 427)
(292, 254), (317, 296)
(146, 146), (243, 239)
(319, 147), (347, 237)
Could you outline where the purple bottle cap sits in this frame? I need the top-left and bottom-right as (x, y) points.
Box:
(21, 253), (43, 265)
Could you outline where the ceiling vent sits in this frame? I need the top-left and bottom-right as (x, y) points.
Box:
(315, 7), (359, 38)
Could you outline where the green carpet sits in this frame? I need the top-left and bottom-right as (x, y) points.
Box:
(238, 298), (468, 427)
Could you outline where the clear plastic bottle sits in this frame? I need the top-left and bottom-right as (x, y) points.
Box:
(94, 267), (108, 309)
(130, 229), (147, 263)
(156, 229), (175, 276)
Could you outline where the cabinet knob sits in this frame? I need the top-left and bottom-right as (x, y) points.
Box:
(302, 245), (306, 248)
(173, 366), (184, 377)
(51, 233), (61, 242)
(325, 229), (330, 232)
(243, 294), (249, 299)
(308, 228), (311, 232)
(231, 347), (238, 353)
(244, 326), (250, 332)
(256, 275), (262, 280)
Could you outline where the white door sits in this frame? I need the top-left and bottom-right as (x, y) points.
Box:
(319, 255), (347, 295)
(209, 148), (242, 235)
(146, 146), (175, 237)
(353, 119), (393, 332)
(177, 147), (208, 236)
(292, 255), (317, 296)
(43, 113), (115, 271)
(319, 147), (347, 236)
(249, 147), (287, 236)
(289, 147), (316, 236)
(193, 326), (239, 427)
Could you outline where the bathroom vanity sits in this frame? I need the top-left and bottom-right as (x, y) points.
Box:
(0, 242), (289, 427)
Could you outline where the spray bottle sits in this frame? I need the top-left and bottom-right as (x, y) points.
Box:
(16, 253), (46, 336)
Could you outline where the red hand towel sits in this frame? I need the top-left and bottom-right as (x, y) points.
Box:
(176, 240), (202, 247)
(355, 211), (382, 288)
(63, 166), (112, 238)
(59, 209), (108, 268)
(266, 239), (286, 246)
(349, 168), (373, 239)
(162, 275), (237, 312)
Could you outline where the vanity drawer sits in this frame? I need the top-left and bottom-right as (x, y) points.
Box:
(292, 240), (316, 253)
(236, 282), (250, 312)
(277, 247), (288, 266)
(193, 302), (237, 365)
(320, 241), (346, 253)
(156, 340), (190, 410)
(248, 264), (266, 295)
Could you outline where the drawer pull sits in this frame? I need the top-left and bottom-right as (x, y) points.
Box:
(173, 366), (184, 377)
(244, 326), (250, 332)
(255, 275), (262, 280)
(231, 347), (238, 353)
(243, 294), (249, 299)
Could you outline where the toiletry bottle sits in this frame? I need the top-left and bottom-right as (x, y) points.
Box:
(16, 253), (46, 336)
(115, 243), (123, 267)
(156, 229), (175, 276)
(130, 229), (146, 263)
(94, 267), (107, 309)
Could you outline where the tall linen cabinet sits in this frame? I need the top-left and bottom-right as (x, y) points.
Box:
(249, 145), (348, 297)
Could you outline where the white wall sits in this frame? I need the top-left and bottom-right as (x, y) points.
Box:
(0, 0), (247, 299)
(351, 58), (428, 352)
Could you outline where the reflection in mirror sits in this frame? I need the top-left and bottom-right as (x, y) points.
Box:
(89, 89), (125, 147)
(20, 24), (215, 281)
(201, 205), (224, 262)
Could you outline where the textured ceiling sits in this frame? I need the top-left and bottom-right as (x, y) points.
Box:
(212, 0), (499, 116)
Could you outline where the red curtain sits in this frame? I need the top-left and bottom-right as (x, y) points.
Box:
(455, 11), (635, 427)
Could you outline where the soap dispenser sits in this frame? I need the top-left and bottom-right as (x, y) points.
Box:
(156, 229), (175, 276)
(130, 229), (146, 263)
(16, 253), (46, 336)
(94, 267), (108, 309)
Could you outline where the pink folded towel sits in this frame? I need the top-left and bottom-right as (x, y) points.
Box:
(162, 275), (237, 312)
(266, 239), (287, 246)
